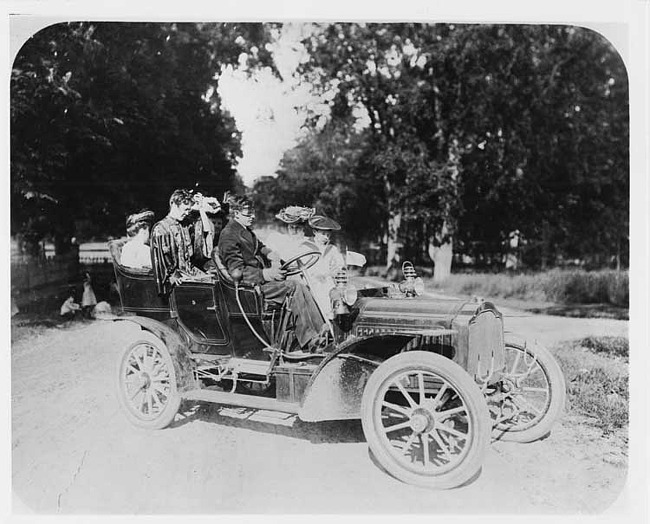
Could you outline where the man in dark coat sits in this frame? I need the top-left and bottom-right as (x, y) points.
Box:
(217, 195), (325, 350)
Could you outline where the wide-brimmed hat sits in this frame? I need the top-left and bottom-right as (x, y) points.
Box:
(275, 206), (316, 224)
(126, 210), (155, 229)
(308, 215), (341, 231)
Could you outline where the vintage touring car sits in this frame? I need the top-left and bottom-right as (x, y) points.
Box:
(109, 239), (566, 489)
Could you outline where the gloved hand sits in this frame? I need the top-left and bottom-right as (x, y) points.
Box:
(267, 250), (281, 263)
(169, 272), (184, 286)
(262, 267), (285, 282)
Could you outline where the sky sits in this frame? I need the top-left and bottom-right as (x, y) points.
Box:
(217, 24), (321, 187)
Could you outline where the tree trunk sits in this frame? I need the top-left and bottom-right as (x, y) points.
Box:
(426, 139), (460, 283)
(383, 173), (403, 277)
(385, 209), (403, 276)
(428, 221), (453, 283)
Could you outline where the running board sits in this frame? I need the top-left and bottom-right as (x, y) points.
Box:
(182, 388), (300, 414)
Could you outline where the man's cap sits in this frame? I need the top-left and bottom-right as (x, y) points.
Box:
(226, 194), (254, 213)
(126, 210), (155, 229)
(276, 206), (316, 224)
(308, 215), (341, 231)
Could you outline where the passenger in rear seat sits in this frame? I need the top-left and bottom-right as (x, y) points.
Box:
(150, 189), (209, 296)
(121, 210), (155, 269)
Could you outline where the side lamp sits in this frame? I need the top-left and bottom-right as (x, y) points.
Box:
(330, 268), (358, 315)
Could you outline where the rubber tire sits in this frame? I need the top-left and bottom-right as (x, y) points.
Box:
(493, 339), (566, 443)
(116, 331), (182, 430)
(361, 351), (491, 490)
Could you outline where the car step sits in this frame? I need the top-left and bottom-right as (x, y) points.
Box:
(182, 388), (300, 414)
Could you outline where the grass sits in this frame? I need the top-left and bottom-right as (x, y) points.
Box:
(433, 269), (628, 306)
(363, 266), (629, 318)
(552, 336), (629, 433)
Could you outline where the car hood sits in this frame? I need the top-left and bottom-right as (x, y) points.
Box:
(353, 296), (470, 332)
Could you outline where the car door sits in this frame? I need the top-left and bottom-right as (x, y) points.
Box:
(172, 282), (229, 346)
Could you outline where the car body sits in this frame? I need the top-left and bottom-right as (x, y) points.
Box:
(110, 239), (566, 489)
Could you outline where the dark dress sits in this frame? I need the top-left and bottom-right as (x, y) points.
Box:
(150, 214), (202, 296)
(217, 219), (324, 348)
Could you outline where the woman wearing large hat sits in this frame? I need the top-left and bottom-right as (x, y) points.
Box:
(301, 214), (345, 319)
(265, 205), (316, 261)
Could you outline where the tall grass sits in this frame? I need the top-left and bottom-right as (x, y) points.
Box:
(434, 269), (628, 306)
(553, 337), (629, 432)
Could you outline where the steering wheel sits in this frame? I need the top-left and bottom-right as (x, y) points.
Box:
(280, 250), (321, 277)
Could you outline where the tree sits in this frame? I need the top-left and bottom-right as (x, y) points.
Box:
(11, 22), (274, 253)
(253, 119), (385, 251)
(295, 23), (628, 274)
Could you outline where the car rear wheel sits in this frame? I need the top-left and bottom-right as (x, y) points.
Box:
(489, 338), (566, 442)
(361, 351), (491, 489)
(117, 332), (181, 430)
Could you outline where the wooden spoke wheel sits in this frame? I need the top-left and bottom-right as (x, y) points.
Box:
(489, 339), (566, 442)
(117, 332), (181, 430)
(361, 351), (491, 489)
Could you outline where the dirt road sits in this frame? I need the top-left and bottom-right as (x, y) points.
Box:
(11, 306), (628, 514)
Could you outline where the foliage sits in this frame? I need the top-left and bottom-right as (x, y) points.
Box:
(252, 120), (385, 249)
(264, 23), (628, 270)
(11, 22), (273, 252)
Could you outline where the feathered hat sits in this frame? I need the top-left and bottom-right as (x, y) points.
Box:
(275, 205), (316, 224)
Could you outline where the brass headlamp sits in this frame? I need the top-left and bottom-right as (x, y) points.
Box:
(398, 261), (425, 297)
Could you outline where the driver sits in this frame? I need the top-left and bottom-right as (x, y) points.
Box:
(217, 195), (326, 352)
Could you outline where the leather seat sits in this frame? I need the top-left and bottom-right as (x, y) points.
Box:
(212, 253), (283, 314)
(108, 239), (168, 313)
(108, 238), (154, 277)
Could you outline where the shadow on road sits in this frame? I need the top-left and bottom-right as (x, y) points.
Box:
(170, 401), (366, 444)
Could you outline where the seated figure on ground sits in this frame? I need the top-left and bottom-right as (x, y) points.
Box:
(121, 210), (155, 269)
(217, 195), (326, 351)
(60, 290), (81, 319)
(150, 189), (208, 297)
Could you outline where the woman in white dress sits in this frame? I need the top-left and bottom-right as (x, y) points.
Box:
(301, 215), (345, 320)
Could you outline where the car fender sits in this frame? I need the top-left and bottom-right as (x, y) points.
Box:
(115, 316), (198, 392)
(298, 336), (387, 422)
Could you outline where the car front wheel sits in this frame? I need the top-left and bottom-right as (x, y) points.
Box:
(488, 337), (566, 442)
(117, 332), (181, 430)
(361, 351), (491, 489)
